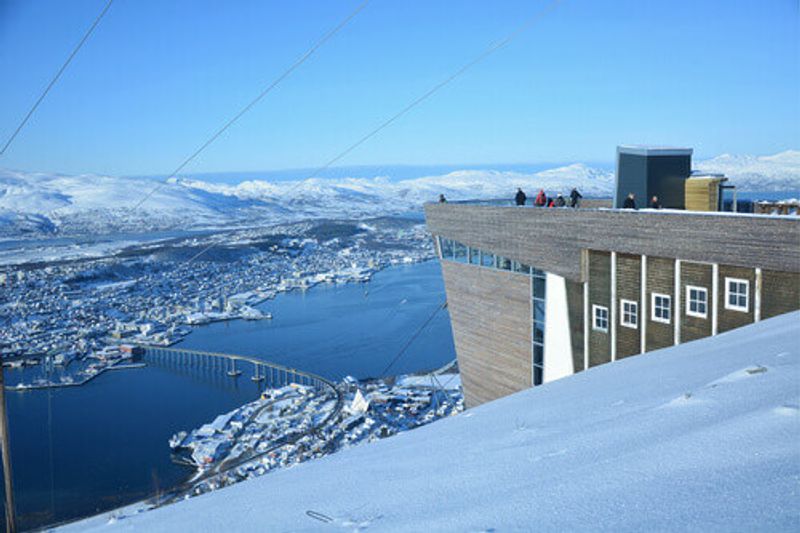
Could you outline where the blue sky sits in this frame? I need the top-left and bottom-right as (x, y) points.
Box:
(0, 0), (797, 177)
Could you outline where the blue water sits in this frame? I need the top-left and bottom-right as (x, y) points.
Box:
(0, 229), (214, 252)
(177, 261), (454, 380)
(1, 260), (454, 530)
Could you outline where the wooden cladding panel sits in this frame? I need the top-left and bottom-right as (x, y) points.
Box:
(762, 270), (800, 319)
(425, 204), (800, 282)
(565, 279), (585, 372)
(680, 262), (713, 342)
(440, 261), (531, 407)
(588, 251), (611, 367)
(646, 256), (674, 351)
(616, 253), (641, 359)
(718, 266), (755, 333)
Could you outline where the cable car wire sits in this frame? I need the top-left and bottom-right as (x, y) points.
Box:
(0, 0), (115, 156)
(132, 0), (372, 210)
(182, 0), (563, 265)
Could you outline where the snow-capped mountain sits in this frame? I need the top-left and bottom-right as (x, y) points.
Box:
(1, 150), (797, 237)
(694, 150), (800, 192)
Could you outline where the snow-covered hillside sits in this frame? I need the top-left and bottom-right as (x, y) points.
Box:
(65, 312), (800, 532)
(2, 150), (797, 236)
(695, 150), (800, 191)
(0, 170), (288, 236)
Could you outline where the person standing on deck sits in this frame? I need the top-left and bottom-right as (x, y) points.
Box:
(569, 188), (583, 208)
(622, 192), (637, 209)
(515, 188), (527, 206)
(554, 193), (566, 207)
(438, 194), (447, 203)
(534, 189), (547, 207)
(649, 195), (661, 209)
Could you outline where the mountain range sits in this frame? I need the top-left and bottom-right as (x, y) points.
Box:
(1, 150), (797, 237)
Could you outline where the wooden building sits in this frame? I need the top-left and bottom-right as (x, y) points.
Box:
(425, 204), (800, 408)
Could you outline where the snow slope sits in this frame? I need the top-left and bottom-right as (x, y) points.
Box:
(64, 312), (800, 532)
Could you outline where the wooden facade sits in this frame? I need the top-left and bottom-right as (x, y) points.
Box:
(429, 204), (800, 408)
(440, 261), (532, 407)
(425, 204), (800, 282)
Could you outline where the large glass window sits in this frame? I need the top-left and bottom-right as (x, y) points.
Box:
(439, 237), (454, 260)
(453, 241), (467, 263)
(481, 251), (495, 268)
(651, 293), (671, 324)
(725, 278), (748, 312)
(533, 276), (546, 301)
(620, 299), (638, 329)
(468, 247), (480, 265)
(514, 261), (531, 274)
(592, 305), (609, 332)
(497, 256), (512, 271)
(533, 365), (543, 386)
(686, 285), (708, 318)
(531, 269), (546, 387)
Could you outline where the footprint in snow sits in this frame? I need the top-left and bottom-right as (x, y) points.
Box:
(307, 510), (383, 531)
(773, 404), (800, 417)
(705, 365), (768, 388)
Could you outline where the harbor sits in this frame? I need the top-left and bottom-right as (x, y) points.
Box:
(0, 260), (455, 530)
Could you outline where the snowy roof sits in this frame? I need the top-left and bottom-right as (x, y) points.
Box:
(617, 145), (693, 156)
(64, 311), (800, 532)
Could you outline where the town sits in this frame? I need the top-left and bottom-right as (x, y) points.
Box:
(167, 367), (463, 500)
(0, 216), (435, 387)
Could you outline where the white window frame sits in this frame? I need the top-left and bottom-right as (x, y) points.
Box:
(725, 277), (749, 312)
(620, 299), (638, 329)
(592, 304), (609, 333)
(651, 292), (671, 324)
(685, 285), (708, 319)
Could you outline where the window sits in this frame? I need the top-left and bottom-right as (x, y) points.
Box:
(439, 237), (454, 260)
(513, 261), (531, 274)
(497, 256), (512, 271)
(453, 242), (467, 263)
(531, 268), (546, 387)
(620, 299), (638, 328)
(480, 251), (495, 268)
(651, 293), (671, 324)
(725, 277), (749, 312)
(592, 305), (609, 332)
(686, 285), (708, 318)
(468, 247), (480, 265)
(533, 363), (543, 386)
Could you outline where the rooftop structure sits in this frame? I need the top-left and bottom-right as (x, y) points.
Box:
(615, 145), (693, 209)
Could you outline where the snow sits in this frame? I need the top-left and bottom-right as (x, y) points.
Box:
(2, 149), (797, 238)
(63, 311), (800, 532)
(695, 150), (800, 191)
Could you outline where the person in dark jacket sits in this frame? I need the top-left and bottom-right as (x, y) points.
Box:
(622, 192), (637, 209)
(649, 195), (661, 209)
(534, 189), (547, 207)
(438, 194), (447, 203)
(569, 188), (582, 208)
(515, 188), (527, 206)
(554, 193), (566, 207)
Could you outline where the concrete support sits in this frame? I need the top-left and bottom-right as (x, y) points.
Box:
(610, 252), (617, 362)
(674, 259), (681, 345)
(640, 255), (647, 354)
(755, 267), (762, 322)
(712, 263), (719, 335)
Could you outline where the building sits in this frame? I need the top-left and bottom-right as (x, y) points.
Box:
(425, 146), (800, 408)
(615, 146), (693, 209)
